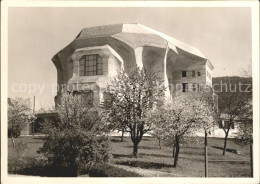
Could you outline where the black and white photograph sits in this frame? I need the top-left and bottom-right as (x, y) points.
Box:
(1, 1), (259, 184)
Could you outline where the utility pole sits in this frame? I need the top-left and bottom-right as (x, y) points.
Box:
(205, 131), (208, 177)
(33, 96), (35, 114)
(32, 96), (35, 135)
(250, 143), (253, 177)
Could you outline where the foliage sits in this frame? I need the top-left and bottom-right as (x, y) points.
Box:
(38, 93), (109, 176)
(235, 102), (253, 145)
(103, 67), (165, 156)
(192, 92), (216, 134)
(8, 97), (35, 138)
(212, 76), (252, 154)
(89, 163), (141, 177)
(13, 140), (29, 159)
(146, 94), (199, 167)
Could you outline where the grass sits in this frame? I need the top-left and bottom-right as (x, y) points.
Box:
(8, 135), (251, 177)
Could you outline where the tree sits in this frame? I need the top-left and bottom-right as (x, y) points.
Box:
(146, 94), (198, 167)
(38, 93), (109, 176)
(102, 98), (128, 142)
(103, 67), (165, 156)
(213, 77), (252, 155)
(8, 97), (35, 147)
(235, 63), (253, 145)
(193, 92), (216, 142)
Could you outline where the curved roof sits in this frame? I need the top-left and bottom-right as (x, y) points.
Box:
(75, 23), (207, 59)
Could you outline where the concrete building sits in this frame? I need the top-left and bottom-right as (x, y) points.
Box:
(52, 23), (214, 107)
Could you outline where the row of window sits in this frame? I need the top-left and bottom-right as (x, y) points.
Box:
(181, 83), (201, 92)
(181, 70), (201, 78)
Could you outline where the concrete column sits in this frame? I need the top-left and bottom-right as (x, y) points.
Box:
(134, 47), (144, 69)
(73, 60), (79, 77)
(163, 45), (171, 99)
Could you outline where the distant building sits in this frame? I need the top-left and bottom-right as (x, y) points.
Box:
(52, 23), (214, 107)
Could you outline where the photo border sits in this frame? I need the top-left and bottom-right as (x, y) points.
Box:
(1, 1), (259, 184)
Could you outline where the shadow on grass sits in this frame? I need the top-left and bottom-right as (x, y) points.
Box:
(115, 160), (173, 169)
(123, 145), (155, 150)
(112, 153), (139, 159)
(110, 139), (124, 143)
(139, 153), (172, 158)
(212, 146), (240, 154)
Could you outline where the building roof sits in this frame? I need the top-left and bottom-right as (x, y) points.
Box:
(76, 23), (207, 60)
(54, 23), (214, 68)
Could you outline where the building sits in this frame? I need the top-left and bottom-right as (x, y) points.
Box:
(52, 23), (214, 107)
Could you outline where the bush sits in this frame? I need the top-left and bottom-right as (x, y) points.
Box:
(38, 94), (109, 176)
(8, 156), (83, 177)
(38, 129), (109, 176)
(89, 163), (141, 177)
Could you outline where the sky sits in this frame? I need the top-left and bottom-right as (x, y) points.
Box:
(7, 7), (252, 110)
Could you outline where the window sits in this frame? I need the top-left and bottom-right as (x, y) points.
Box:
(182, 71), (186, 78)
(197, 71), (201, 76)
(192, 70), (195, 77)
(182, 83), (188, 92)
(73, 90), (94, 107)
(79, 54), (102, 76)
(191, 83), (196, 91)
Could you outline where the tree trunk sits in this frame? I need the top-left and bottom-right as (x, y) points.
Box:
(223, 132), (229, 155)
(158, 138), (161, 149)
(172, 144), (176, 157)
(11, 135), (15, 148)
(133, 141), (138, 156)
(121, 129), (124, 142)
(173, 135), (180, 167)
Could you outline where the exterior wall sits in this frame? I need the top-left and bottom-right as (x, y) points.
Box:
(107, 55), (122, 77)
(20, 122), (32, 136)
(55, 45), (123, 106)
(142, 46), (165, 77)
(206, 61), (213, 87)
(171, 60), (207, 93)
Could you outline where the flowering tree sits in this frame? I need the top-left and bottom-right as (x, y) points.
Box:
(38, 93), (109, 176)
(8, 97), (35, 147)
(103, 67), (165, 156)
(146, 94), (198, 167)
(192, 92), (216, 144)
(213, 77), (252, 155)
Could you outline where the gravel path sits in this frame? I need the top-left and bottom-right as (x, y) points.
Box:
(110, 164), (177, 177)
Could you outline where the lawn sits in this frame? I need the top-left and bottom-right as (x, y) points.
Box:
(8, 135), (251, 177)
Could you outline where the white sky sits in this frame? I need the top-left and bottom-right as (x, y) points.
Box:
(7, 7), (252, 110)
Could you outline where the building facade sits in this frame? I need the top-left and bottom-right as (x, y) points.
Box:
(52, 23), (214, 107)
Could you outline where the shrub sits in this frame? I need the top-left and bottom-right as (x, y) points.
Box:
(38, 94), (109, 176)
(89, 163), (141, 177)
(8, 98), (35, 147)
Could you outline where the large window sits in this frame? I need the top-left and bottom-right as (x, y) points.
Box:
(79, 54), (103, 76)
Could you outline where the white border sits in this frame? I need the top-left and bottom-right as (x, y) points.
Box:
(1, 1), (259, 184)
